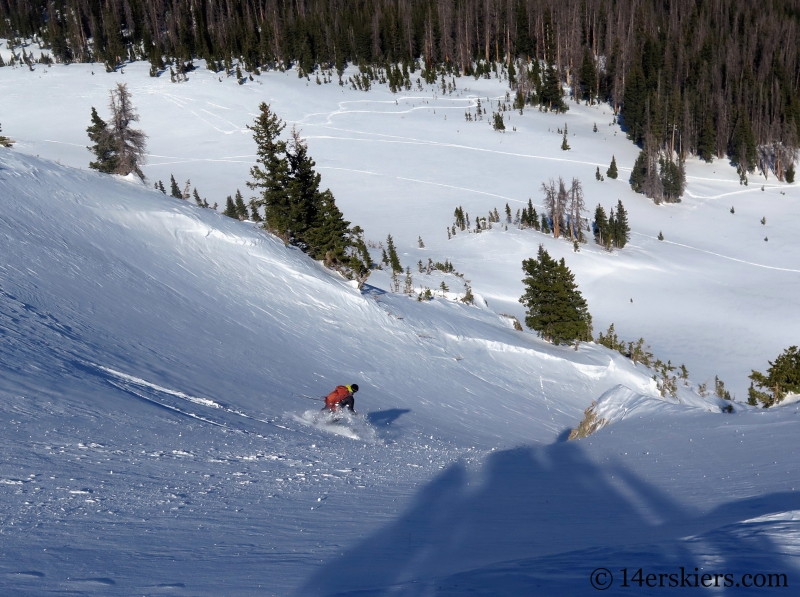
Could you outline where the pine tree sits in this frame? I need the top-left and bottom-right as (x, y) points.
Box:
(749, 346), (800, 407)
(234, 189), (249, 219)
(247, 103), (291, 234)
(249, 199), (262, 221)
(561, 128), (570, 150)
(157, 180), (166, 194)
(613, 200), (630, 248)
(519, 244), (592, 344)
(697, 111), (716, 162)
(223, 196), (237, 218)
(593, 204), (609, 245)
(630, 149), (647, 193)
(386, 234), (402, 273)
(170, 175), (182, 198)
(606, 155), (618, 179)
(86, 107), (117, 173)
(787, 163), (796, 183)
(106, 83), (147, 179)
(193, 188), (203, 207)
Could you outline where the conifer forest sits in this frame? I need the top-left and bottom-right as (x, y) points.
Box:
(2, 0), (800, 178)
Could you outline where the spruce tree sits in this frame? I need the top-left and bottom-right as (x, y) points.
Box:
(86, 107), (117, 173)
(749, 346), (800, 407)
(519, 244), (592, 344)
(613, 200), (630, 248)
(234, 189), (248, 219)
(106, 83), (147, 179)
(170, 175), (182, 198)
(786, 163), (796, 183)
(606, 155), (618, 179)
(593, 204), (609, 245)
(223, 196), (237, 218)
(386, 234), (402, 273)
(630, 149), (647, 193)
(247, 103), (291, 233)
(697, 112), (716, 162)
(193, 188), (204, 207)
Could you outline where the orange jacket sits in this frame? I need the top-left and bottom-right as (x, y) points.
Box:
(324, 385), (353, 411)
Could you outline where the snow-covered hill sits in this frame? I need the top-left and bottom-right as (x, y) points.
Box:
(1, 50), (800, 595)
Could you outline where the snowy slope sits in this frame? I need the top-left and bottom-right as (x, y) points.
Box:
(0, 147), (704, 595)
(1, 48), (800, 595)
(0, 52), (798, 400)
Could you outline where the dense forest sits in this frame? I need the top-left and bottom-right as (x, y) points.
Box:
(2, 0), (800, 178)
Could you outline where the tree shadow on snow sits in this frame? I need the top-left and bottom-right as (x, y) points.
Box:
(298, 441), (800, 596)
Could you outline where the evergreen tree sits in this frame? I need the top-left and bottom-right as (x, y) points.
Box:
(249, 199), (262, 221)
(606, 155), (618, 179)
(697, 111), (716, 162)
(193, 188), (203, 207)
(86, 107), (117, 173)
(170, 175), (182, 198)
(749, 346), (800, 407)
(106, 83), (147, 179)
(234, 189), (249, 219)
(786, 163), (796, 183)
(613, 200), (630, 248)
(660, 157), (685, 202)
(630, 149), (647, 193)
(286, 127), (349, 260)
(386, 234), (402, 273)
(561, 128), (570, 150)
(157, 180), (166, 194)
(519, 244), (592, 344)
(223, 196), (237, 218)
(247, 103), (291, 233)
(593, 204), (609, 245)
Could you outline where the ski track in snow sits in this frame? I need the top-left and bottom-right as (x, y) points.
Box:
(631, 232), (800, 274)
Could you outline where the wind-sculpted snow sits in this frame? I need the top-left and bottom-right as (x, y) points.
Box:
(1, 53), (800, 594)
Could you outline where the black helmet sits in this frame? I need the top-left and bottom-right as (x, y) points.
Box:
(350, 384), (359, 393)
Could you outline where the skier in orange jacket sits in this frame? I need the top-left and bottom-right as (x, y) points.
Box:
(323, 384), (359, 412)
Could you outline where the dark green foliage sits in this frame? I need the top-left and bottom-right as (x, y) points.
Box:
(223, 196), (237, 218)
(386, 234), (402, 273)
(247, 103), (290, 233)
(596, 323), (624, 352)
(787, 163), (796, 183)
(749, 346), (800, 407)
(249, 199), (262, 221)
(86, 107), (117, 173)
(560, 129), (570, 151)
(193, 188), (204, 207)
(593, 204), (609, 245)
(234, 189), (248, 219)
(519, 245), (592, 345)
(9, 0), (797, 176)
(156, 180), (166, 194)
(697, 112), (716, 163)
(630, 150), (647, 193)
(170, 175), (182, 198)
(492, 112), (505, 131)
(612, 200), (630, 248)
(658, 231), (664, 241)
(660, 158), (685, 202)
(606, 155), (618, 179)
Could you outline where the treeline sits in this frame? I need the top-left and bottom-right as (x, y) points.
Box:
(3, 0), (800, 174)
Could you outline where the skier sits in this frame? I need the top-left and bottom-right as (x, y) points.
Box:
(323, 384), (359, 413)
